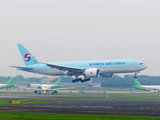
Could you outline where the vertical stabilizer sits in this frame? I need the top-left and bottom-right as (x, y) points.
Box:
(6, 77), (14, 85)
(133, 78), (148, 90)
(134, 78), (142, 87)
(54, 78), (62, 87)
(17, 44), (38, 66)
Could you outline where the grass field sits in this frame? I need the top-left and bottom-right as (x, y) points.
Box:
(0, 113), (159, 120)
(0, 101), (50, 105)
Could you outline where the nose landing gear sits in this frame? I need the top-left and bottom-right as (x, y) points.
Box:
(134, 73), (137, 79)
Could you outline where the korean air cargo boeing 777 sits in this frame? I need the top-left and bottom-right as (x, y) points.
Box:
(11, 44), (147, 83)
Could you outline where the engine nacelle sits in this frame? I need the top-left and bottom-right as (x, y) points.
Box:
(99, 73), (113, 77)
(84, 68), (98, 78)
(54, 90), (57, 94)
(34, 90), (38, 94)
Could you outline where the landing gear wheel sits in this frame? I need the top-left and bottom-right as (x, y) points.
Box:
(72, 80), (76, 83)
(54, 91), (57, 94)
(38, 92), (41, 95)
(81, 80), (84, 83)
(134, 76), (137, 79)
(72, 78), (82, 83)
(52, 92), (54, 95)
(84, 78), (90, 82)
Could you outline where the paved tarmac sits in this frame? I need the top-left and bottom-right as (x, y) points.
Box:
(0, 93), (160, 116)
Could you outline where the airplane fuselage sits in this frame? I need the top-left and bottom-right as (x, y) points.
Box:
(18, 59), (147, 77)
(141, 85), (160, 90)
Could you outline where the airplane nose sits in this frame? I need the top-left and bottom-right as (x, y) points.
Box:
(140, 65), (147, 70)
(144, 65), (147, 69)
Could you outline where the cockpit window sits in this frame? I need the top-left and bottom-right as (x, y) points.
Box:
(140, 63), (145, 65)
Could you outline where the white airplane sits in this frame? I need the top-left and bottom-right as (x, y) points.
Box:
(134, 78), (160, 93)
(11, 44), (147, 83)
(32, 78), (75, 94)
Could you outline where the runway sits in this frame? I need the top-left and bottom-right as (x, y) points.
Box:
(0, 93), (160, 116)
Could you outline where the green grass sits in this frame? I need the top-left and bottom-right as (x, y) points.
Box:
(0, 113), (160, 120)
(0, 113), (158, 120)
(0, 101), (49, 105)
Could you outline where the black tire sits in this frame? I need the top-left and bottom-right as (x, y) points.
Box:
(34, 90), (38, 94)
(81, 80), (84, 83)
(72, 80), (76, 83)
(134, 76), (137, 79)
(54, 91), (57, 94)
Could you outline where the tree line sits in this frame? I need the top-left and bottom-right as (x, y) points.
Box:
(0, 75), (160, 88)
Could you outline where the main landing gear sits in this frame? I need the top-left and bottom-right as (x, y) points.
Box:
(34, 90), (42, 94)
(52, 90), (57, 95)
(72, 78), (90, 83)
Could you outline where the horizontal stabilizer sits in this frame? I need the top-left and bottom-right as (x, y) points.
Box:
(10, 66), (34, 70)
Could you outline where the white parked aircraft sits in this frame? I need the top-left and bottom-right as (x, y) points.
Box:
(134, 78), (160, 93)
(30, 78), (75, 94)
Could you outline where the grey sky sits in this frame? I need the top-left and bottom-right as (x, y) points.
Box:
(0, 0), (160, 77)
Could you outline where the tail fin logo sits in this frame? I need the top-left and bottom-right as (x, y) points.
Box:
(24, 53), (32, 62)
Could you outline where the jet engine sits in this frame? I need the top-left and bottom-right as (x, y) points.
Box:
(34, 90), (38, 94)
(84, 68), (99, 78)
(54, 90), (57, 94)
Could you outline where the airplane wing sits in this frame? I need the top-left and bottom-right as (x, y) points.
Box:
(34, 89), (44, 91)
(29, 84), (41, 88)
(10, 66), (34, 70)
(37, 61), (84, 72)
(35, 87), (75, 91)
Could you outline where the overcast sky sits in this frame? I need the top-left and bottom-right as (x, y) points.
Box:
(0, 0), (160, 78)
